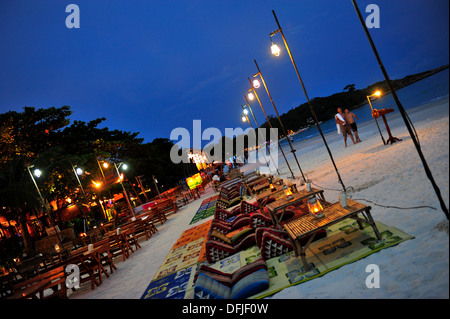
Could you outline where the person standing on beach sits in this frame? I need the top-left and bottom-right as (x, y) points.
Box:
(344, 108), (361, 142)
(335, 107), (356, 147)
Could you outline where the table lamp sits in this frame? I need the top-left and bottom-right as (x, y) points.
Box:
(284, 184), (293, 200)
(308, 196), (324, 218)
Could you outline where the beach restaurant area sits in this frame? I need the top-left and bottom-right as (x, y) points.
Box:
(2, 90), (448, 301)
(0, 2), (448, 304)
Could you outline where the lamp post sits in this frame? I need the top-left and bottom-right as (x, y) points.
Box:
(269, 10), (346, 193)
(243, 101), (281, 175)
(247, 78), (295, 179)
(71, 163), (87, 199)
(241, 104), (276, 173)
(352, 0), (448, 218)
(26, 165), (45, 204)
(366, 91), (386, 145)
(153, 175), (161, 199)
(26, 165), (63, 245)
(253, 58), (306, 183)
(113, 162), (135, 218)
(70, 161), (92, 228)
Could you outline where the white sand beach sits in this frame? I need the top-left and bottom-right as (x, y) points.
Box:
(71, 96), (449, 299)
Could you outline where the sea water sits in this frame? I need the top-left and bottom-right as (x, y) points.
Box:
(282, 68), (449, 145)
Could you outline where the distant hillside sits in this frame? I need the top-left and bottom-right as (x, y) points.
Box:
(259, 64), (449, 136)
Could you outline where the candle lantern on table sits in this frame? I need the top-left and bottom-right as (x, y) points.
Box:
(307, 196), (324, 218)
(270, 182), (276, 192)
(283, 184), (293, 200)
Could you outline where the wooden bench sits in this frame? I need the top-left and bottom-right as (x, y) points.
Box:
(154, 198), (178, 217)
(133, 217), (158, 241)
(9, 266), (67, 299)
(139, 207), (167, 225)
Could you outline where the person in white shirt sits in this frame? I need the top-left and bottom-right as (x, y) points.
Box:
(335, 107), (356, 147)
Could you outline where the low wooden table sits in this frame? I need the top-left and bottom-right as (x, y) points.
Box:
(265, 187), (326, 227)
(283, 199), (382, 271)
(254, 187), (285, 208)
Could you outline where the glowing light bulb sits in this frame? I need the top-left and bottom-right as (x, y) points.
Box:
(271, 43), (281, 56)
(34, 169), (42, 178)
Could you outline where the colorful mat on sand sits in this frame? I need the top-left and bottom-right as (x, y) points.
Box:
(188, 195), (219, 225)
(141, 218), (413, 299)
(151, 220), (212, 281)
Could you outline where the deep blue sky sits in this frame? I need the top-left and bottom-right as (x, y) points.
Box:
(1, 0), (448, 148)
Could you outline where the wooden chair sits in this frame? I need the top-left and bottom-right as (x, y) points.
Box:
(134, 218), (157, 241)
(86, 243), (116, 286)
(122, 224), (141, 252)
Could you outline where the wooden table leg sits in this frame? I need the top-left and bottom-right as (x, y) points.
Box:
(365, 211), (382, 241)
(293, 232), (317, 273)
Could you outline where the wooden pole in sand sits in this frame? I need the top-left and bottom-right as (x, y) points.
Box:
(352, 0), (448, 219)
(270, 10), (347, 193)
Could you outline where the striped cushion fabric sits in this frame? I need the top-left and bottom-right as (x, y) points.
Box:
(194, 259), (270, 299)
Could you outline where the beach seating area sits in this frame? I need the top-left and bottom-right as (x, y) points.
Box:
(138, 166), (414, 299)
(0, 184), (207, 299)
(0, 164), (416, 300)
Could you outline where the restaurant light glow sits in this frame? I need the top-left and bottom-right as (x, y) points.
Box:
(92, 180), (102, 188)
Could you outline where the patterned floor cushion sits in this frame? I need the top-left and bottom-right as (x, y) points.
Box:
(216, 197), (241, 211)
(240, 200), (260, 215)
(206, 240), (235, 263)
(255, 227), (293, 261)
(214, 207), (241, 221)
(194, 259), (269, 299)
(230, 268), (269, 299)
(206, 230), (255, 263)
(210, 214), (251, 234)
(194, 273), (231, 299)
(251, 207), (273, 229)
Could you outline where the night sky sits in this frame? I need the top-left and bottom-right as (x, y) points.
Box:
(1, 0), (448, 148)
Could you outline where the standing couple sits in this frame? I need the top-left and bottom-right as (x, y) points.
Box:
(335, 108), (362, 147)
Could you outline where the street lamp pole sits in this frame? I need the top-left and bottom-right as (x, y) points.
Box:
(253, 58), (306, 183)
(270, 9), (346, 192)
(26, 165), (63, 245)
(241, 104), (274, 172)
(113, 162), (135, 218)
(366, 92), (386, 145)
(153, 175), (161, 200)
(70, 161), (91, 229)
(247, 78), (295, 179)
(71, 164), (87, 199)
